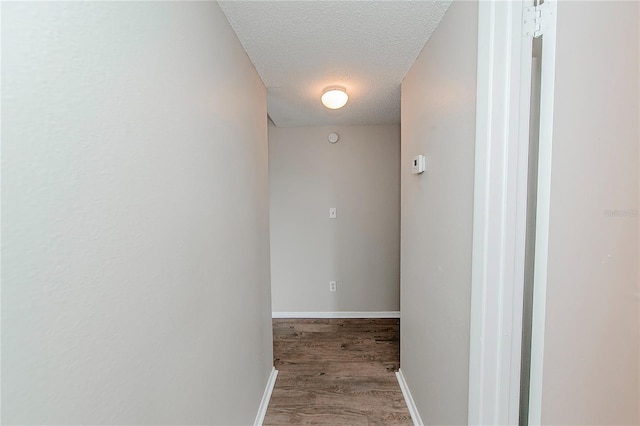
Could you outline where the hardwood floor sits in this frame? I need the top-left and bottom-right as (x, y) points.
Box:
(264, 318), (412, 425)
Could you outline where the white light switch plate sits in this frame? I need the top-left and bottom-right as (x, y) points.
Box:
(329, 208), (337, 219)
(412, 155), (426, 174)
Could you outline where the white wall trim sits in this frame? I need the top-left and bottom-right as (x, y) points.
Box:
(528, 1), (558, 424)
(468, 1), (538, 424)
(395, 369), (424, 426)
(272, 311), (400, 319)
(254, 367), (278, 426)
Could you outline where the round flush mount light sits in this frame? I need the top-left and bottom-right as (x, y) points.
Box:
(321, 87), (348, 110)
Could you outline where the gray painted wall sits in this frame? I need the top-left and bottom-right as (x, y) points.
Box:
(1, 2), (273, 424)
(541, 2), (639, 424)
(400, 1), (478, 423)
(269, 124), (400, 313)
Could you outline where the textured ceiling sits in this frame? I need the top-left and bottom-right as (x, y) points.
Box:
(218, 0), (451, 127)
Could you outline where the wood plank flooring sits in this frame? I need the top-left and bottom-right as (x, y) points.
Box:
(264, 319), (412, 425)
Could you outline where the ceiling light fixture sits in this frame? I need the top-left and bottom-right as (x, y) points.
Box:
(321, 87), (348, 110)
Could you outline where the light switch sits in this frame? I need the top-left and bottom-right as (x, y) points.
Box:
(412, 155), (426, 174)
(329, 208), (337, 219)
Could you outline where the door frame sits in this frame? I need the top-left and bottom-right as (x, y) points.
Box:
(527, 1), (558, 423)
(467, 1), (557, 424)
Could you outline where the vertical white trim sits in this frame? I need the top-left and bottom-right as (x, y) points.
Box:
(468, 1), (535, 424)
(528, 1), (558, 424)
(254, 367), (278, 426)
(0, 3), (3, 422)
(395, 369), (424, 426)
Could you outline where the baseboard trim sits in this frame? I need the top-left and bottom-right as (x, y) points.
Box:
(272, 311), (400, 319)
(396, 369), (424, 426)
(254, 366), (278, 426)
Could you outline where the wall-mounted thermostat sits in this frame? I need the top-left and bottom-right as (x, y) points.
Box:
(412, 155), (426, 174)
(328, 132), (339, 144)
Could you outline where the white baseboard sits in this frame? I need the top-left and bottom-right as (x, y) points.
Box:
(254, 366), (278, 426)
(272, 311), (400, 319)
(396, 369), (424, 426)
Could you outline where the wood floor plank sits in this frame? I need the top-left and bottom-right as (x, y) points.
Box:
(263, 318), (412, 425)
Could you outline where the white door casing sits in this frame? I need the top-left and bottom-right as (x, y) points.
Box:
(468, 1), (557, 424)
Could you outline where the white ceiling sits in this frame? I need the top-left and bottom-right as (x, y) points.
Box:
(218, 0), (451, 127)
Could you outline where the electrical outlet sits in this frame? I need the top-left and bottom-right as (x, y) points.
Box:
(329, 281), (337, 292)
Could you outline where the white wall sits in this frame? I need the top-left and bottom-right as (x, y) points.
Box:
(400, 1), (477, 423)
(269, 124), (400, 313)
(1, 2), (273, 424)
(540, 2), (639, 424)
